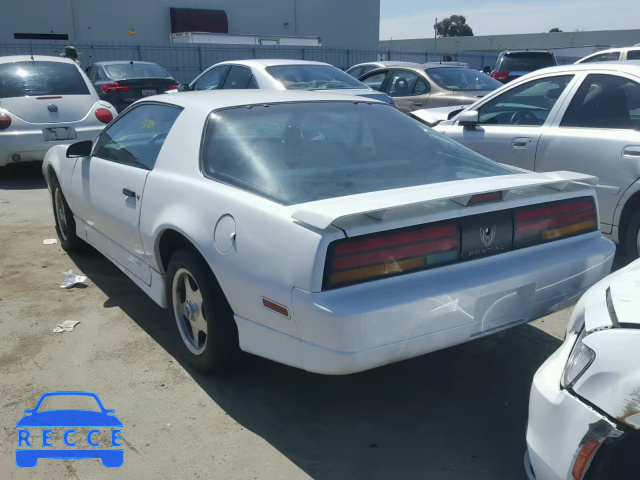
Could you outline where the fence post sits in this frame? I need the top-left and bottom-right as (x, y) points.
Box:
(346, 49), (350, 67)
(252, 47), (256, 59)
(387, 49), (391, 61)
(481, 54), (485, 69)
(197, 46), (203, 72)
(425, 51), (428, 62)
(301, 48), (305, 60)
(137, 45), (142, 61)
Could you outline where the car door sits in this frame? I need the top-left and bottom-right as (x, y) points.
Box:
(439, 74), (576, 170)
(70, 103), (182, 283)
(192, 65), (230, 91)
(535, 72), (640, 231)
(384, 69), (430, 113)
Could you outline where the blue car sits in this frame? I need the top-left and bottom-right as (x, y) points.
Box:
(16, 391), (123, 468)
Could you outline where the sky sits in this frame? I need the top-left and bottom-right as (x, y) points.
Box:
(380, 0), (639, 39)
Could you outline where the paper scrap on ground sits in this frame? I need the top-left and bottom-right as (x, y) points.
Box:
(43, 239), (58, 245)
(60, 270), (87, 289)
(53, 320), (80, 333)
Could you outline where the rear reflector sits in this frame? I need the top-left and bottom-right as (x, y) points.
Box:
(468, 191), (502, 205)
(514, 197), (597, 248)
(167, 83), (180, 90)
(491, 71), (510, 81)
(324, 223), (460, 289)
(0, 113), (11, 130)
(36, 96), (63, 100)
(572, 440), (600, 480)
(262, 298), (290, 318)
(95, 108), (113, 124)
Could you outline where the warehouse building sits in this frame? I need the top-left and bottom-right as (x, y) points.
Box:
(0, 0), (379, 47)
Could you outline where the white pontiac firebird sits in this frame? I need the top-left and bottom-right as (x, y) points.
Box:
(43, 90), (615, 374)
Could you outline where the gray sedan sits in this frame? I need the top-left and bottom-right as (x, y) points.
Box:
(427, 62), (640, 260)
(358, 64), (502, 113)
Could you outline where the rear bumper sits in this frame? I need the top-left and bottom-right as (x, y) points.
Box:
(0, 124), (103, 167)
(237, 232), (615, 374)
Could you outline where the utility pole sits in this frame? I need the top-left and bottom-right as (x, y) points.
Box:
(434, 18), (437, 62)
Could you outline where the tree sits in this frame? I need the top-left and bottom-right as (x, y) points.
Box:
(549, 28), (563, 33)
(434, 15), (474, 37)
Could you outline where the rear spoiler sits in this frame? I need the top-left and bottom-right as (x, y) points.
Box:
(290, 171), (597, 230)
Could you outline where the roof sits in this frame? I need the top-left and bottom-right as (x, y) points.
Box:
(0, 55), (78, 64)
(95, 61), (161, 66)
(586, 46), (640, 54)
(145, 90), (386, 115)
(533, 60), (640, 76)
(217, 59), (330, 67)
(499, 50), (553, 54)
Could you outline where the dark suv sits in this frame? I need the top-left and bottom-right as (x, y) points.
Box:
(484, 51), (557, 83)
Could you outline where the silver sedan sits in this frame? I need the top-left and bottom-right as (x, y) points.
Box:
(426, 61), (640, 260)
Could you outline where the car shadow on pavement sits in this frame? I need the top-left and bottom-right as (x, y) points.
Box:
(66, 247), (572, 480)
(0, 164), (47, 190)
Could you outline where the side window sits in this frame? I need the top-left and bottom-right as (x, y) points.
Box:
(247, 75), (258, 89)
(412, 78), (430, 96)
(627, 50), (640, 60)
(223, 66), (254, 89)
(561, 74), (640, 130)
(86, 67), (97, 82)
(360, 71), (388, 91)
(581, 52), (621, 63)
(361, 65), (378, 75)
(387, 70), (421, 97)
(93, 104), (182, 170)
(347, 66), (363, 78)
(193, 65), (229, 91)
(477, 75), (573, 126)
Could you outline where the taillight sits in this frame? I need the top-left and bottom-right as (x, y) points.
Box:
(514, 197), (597, 248)
(167, 82), (180, 90)
(95, 108), (113, 124)
(468, 191), (502, 205)
(0, 113), (11, 130)
(100, 83), (130, 93)
(491, 71), (509, 81)
(323, 223), (460, 289)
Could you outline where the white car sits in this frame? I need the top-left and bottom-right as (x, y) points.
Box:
(576, 46), (640, 64)
(0, 55), (117, 167)
(43, 90), (614, 374)
(526, 259), (640, 480)
(171, 59), (394, 105)
(422, 62), (640, 260)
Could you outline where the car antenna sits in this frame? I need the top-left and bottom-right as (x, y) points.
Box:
(29, 37), (34, 61)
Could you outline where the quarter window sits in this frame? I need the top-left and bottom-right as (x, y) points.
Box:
(223, 66), (254, 89)
(93, 104), (182, 170)
(477, 75), (573, 126)
(627, 50), (640, 60)
(413, 78), (430, 95)
(193, 65), (229, 91)
(561, 74), (640, 130)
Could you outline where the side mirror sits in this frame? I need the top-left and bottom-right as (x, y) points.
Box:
(66, 140), (93, 158)
(458, 110), (480, 127)
(177, 83), (190, 92)
(482, 66), (491, 74)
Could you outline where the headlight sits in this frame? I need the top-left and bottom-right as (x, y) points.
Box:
(561, 312), (596, 389)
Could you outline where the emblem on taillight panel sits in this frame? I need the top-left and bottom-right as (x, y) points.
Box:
(480, 225), (496, 248)
(47, 104), (58, 113)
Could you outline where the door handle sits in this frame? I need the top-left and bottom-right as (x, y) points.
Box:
(622, 146), (640, 158)
(413, 101), (425, 107)
(512, 137), (532, 148)
(122, 188), (136, 198)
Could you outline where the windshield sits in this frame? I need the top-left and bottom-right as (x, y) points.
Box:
(427, 67), (502, 91)
(0, 61), (89, 98)
(497, 53), (556, 71)
(266, 65), (366, 91)
(104, 63), (171, 80)
(202, 102), (512, 205)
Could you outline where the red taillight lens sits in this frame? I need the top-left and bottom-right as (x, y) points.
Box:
(323, 223), (460, 289)
(100, 83), (130, 93)
(514, 197), (597, 248)
(0, 113), (12, 130)
(491, 71), (509, 80)
(167, 82), (180, 90)
(95, 108), (113, 124)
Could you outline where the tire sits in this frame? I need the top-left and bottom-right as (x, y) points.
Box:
(50, 174), (82, 251)
(165, 249), (240, 373)
(622, 210), (640, 263)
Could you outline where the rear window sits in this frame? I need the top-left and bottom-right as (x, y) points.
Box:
(201, 102), (512, 205)
(427, 67), (502, 91)
(266, 65), (365, 90)
(104, 63), (171, 80)
(497, 52), (556, 72)
(0, 61), (89, 98)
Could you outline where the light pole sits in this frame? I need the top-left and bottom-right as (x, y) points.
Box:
(434, 18), (437, 62)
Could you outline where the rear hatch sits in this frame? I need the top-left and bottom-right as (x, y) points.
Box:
(493, 52), (556, 82)
(289, 172), (600, 290)
(0, 60), (95, 123)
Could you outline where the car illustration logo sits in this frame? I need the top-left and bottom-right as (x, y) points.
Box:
(15, 391), (123, 468)
(480, 225), (496, 248)
(47, 104), (59, 113)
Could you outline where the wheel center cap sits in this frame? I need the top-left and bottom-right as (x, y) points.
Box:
(183, 301), (198, 319)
